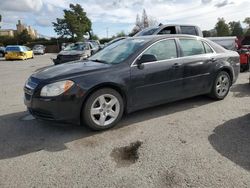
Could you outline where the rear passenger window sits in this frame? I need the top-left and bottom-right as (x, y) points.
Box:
(203, 42), (214, 53)
(143, 39), (177, 61)
(179, 39), (205, 56)
(180, 26), (197, 36)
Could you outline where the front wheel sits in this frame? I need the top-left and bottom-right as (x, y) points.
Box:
(209, 71), (231, 100)
(82, 88), (124, 130)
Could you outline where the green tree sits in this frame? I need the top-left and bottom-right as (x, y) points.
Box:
(16, 29), (32, 44)
(229, 21), (243, 36)
(91, 34), (99, 40)
(215, 18), (230, 36)
(244, 17), (250, 35)
(116, 31), (126, 38)
(52, 4), (92, 41)
(243, 17), (250, 27)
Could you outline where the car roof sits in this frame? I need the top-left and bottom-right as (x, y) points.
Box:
(131, 34), (202, 41)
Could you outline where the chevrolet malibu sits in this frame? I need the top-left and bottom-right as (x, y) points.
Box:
(24, 35), (240, 130)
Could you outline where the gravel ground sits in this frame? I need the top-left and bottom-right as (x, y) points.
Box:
(0, 54), (249, 188)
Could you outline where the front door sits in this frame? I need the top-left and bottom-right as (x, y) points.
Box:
(130, 39), (184, 109)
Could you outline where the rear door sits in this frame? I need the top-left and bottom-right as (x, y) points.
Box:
(130, 39), (184, 108)
(177, 38), (216, 97)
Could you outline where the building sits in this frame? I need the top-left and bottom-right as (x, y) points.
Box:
(0, 20), (38, 39)
(0, 29), (14, 37)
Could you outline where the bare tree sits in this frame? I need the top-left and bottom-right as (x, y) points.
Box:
(130, 9), (158, 36)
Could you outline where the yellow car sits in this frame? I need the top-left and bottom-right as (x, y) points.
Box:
(5, 45), (34, 60)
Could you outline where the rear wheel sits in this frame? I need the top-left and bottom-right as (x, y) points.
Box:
(82, 88), (124, 130)
(209, 71), (231, 100)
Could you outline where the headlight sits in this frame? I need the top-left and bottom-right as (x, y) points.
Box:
(40, 80), (74, 97)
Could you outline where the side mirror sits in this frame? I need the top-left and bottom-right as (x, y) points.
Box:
(137, 54), (157, 68)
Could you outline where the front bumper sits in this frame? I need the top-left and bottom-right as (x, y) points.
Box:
(24, 80), (85, 123)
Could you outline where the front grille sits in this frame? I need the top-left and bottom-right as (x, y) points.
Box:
(24, 77), (39, 100)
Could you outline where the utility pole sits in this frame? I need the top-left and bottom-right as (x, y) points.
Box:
(106, 27), (109, 38)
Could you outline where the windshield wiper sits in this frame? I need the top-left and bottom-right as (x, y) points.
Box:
(91, 59), (108, 64)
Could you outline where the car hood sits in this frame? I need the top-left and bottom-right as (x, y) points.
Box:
(32, 60), (111, 80)
(58, 50), (85, 56)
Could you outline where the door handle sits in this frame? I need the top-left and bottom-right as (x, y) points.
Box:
(172, 63), (180, 69)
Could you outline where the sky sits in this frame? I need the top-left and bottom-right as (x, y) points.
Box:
(0, 0), (249, 38)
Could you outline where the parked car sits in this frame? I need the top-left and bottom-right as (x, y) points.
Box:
(53, 42), (93, 65)
(5, 45), (33, 60)
(88, 40), (101, 54)
(24, 35), (239, 130)
(0, 47), (5, 57)
(33, 44), (46, 55)
(134, 24), (203, 37)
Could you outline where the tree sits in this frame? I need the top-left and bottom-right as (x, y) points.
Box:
(243, 17), (250, 27)
(116, 31), (126, 38)
(229, 21), (243, 36)
(91, 34), (99, 40)
(243, 17), (250, 36)
(141, 9), (149, 29)
(130, 9), (158, 36)
(52, 4), (92, 41)
(215, 18), (230, 36)
(202, 30), (212, 37)
(16, 29), (32, 44)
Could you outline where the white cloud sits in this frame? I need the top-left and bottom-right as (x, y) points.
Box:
(0, 0), (249, 37)
(0, 0), (44, 12)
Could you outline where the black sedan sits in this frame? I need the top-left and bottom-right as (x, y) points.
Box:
(24, 35), (240, 130)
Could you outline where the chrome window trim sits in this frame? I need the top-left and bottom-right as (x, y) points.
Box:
(130, 37), (217, 67)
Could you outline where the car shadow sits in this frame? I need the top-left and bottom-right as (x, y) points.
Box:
(209, 114), (250, 171)
(0, 96), (214, 160)
(230, 83), (250, 98)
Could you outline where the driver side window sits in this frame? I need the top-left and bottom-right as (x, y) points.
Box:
(143, 39), (177, 61)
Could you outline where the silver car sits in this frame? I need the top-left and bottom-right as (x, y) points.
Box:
(33, 45), (45, 55)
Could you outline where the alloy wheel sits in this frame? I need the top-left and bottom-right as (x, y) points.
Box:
(216, 74), (230, 97)
(90, 94), (120, 126)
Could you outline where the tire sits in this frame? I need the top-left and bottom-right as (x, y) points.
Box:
(209, 71), (231, 100)
(82, 88), (124, 131)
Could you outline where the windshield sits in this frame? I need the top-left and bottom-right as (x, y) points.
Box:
(64, 43), (87, 51)
(89, 38), (150, 64)
(5, 46), (21, 52)
(33, 45), (44, 49)
(134, 27), (159, 36)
